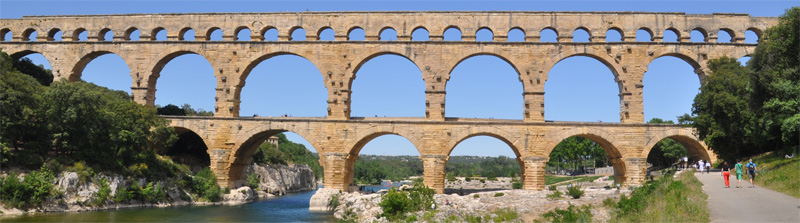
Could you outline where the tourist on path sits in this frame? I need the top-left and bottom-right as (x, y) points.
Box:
(720, 161), (731, 188)
(734, 160), (744, 188)
(699, 160), (705, 174)
(705, 161), (711, 174)
(746, 159), (758, 188)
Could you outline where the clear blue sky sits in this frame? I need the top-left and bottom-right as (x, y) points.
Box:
(2, 0), (796, 157)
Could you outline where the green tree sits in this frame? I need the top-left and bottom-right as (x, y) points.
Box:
(181, 103), (213, 116)
(692, 57), (757, 161)
(0, 52), (50, 163)
(12, 57), (53, 86)
(746, 7), (800, 153)
(157, 104), (186, 116)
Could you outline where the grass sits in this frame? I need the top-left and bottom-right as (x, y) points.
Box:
(608, 169), (709, 222)
(749, 152), (800, 198)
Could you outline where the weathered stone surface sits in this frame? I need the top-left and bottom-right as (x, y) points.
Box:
(245, 163), (317, 196)
(309, 188), (341, 211)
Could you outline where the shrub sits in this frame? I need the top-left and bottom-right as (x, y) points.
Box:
(479, 179), (486, 183)
(446, 173), (457, 182)
(567, 185), (585, 199)
(465, 177), (472, 182)
(464, 214), (482, 223)
(379, 182), (435, 221)
(488, 177), (498, 181)
(473, 194), (480, 198)
(246, 173), (260, 190)
(542, 204), (593, 223)
(141, 182), (166, 203)
(72, 161), (95, 184)
(494, 192), (504, 197)
(328, 193), (340, 211)
(0, 165), (57, 209)
(492, 208), (519, 222)
(192, 168), (222, 202)
(512, 179), (522, 189)
(113, 187), (131, 203)
(405, 214), (418, 222)
(546, 190), (563, 200)
(90, 178), (111, 206)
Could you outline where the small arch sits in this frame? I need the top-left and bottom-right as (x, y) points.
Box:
(476, 27), (493, 41)
(262, 27), (279, 41)
(1, 29), (11, 41)
(206, 27), (223, 41)
(98, 28), (113, 41)
(662, 28), (680, 42)
(448, 134), (520, 158)
(411, 27), (429, 41)
(572, 27), (590, 42)
(124, 27), (140, 41)
(745, 28), (761, 43)
(379, 27), (397, 41)
(22, 28), (37, 41)
(636, 28), (653, 42)
(540, 27), (558, 42)
(47, 28), (62, 41)
(507, 28), (525, 42)
(179, 27), (195, 41)
(443, 26), (461, 41)
(690, 28), (707, 42)
(290, 27), (306, 41)
(347, 27), (365, 41)
(235, 27), (252, 41)
(642, 132), (711, 164)
(317, 27), (335, 41)
(717, 29), (734, 43)
(152, 27), (167, 41)
(605, 28), (623, 42)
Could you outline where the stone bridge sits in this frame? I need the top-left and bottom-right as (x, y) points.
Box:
(0, 11), (778, 192)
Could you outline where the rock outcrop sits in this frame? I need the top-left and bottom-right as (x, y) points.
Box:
(308, 188), (340, 211)
(245, 163), (317, 198)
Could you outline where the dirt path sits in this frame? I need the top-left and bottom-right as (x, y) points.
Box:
(694, 170), (800, 222)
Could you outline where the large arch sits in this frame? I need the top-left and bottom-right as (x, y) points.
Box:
(641, 129), (713, 163)
(544, 54), (622, 122)
(147, 50), (215, 109)
(345, 132), (422, 187)
(349, 53), (425, 117)
(643, 56), (700, 122)
(237, 53), (327, 117)
(167, 127), (212, 173)
(543, 128), (626, 183)
(69, 50), (132, 83)
(645, 52), (705, 81)
(227, 124), (320, 187)
(444, 132), (524, 192)
(445, 53), (524, 119)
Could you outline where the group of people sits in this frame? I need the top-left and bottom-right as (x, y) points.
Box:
(720, 159), (758, 188)
(691, 159), (712, 174)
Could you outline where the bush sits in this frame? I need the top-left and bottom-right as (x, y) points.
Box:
(512, 179), (522, 189)
(113, 187), (131, 203)
(246, 173), (260, 190)
(90, 178), (111, 206)
(72, 161), (95, 184)
(492, 208), (519, 222)
(141, 182), (167, 203)
(567, 185), (585, 198)
(379, 182), (435, 221)
(479, 179), (486, 183)
(328, 193), (340, 211)
(494, 192), (504, 197)
(546, 189), (563, 200)
(542, 204), (593, 223)
(446, 173), (457, 182)
(473, 194), (480, 198)
(0, 165), (57, 209)
(465, 177), (472, 182)
(191, 168), (222, 202)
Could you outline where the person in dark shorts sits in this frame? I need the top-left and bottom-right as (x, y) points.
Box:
(746, 159), (757, 188)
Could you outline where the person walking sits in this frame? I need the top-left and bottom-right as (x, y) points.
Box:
(699, 160), (705, 174)
(746, 159), (758, 188)
(683, 156), (688, 169)
(721, 161), (731, 188)
(734, 159), (744, 188)
(705, 161), (711, 174)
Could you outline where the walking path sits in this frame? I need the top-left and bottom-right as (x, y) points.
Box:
(693, 170), (800, 222)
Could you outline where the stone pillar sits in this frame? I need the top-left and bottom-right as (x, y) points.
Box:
(622, 157), (647, 187)
(523, 92), (545, 122)
(397, 35), (411, 41)
(521, 157), (547, 190)
(321, 152), (351, 192)
(618, 70), (645, 123)
(317, 61), (351, 120)
(208, 148), (233, 187)
(423, 65), (447, 121)
(421, 154), (448, 194)
(462, 35), (476, 41)
(131, 87), (153, 106)
(365, 35), (379, 41)
(494, 35), (508, 42)
(516, 157), (526, 184)
(609, 157), (627, 185)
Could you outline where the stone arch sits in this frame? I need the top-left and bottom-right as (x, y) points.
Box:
(123, 27), (140, 41)
(346, 26), (365, 41)
(227, 124), (320, 186)
(476, 26), (494, 41)
(144, 49), (214, 105)
(21, 28), (36, 41)
(445, 129), (523, 158)
(168, 126), (212, 173)
(205, 27), (223, 41)
(234, 26), (252, 41)
(151, 27), (166, 41)
(8, 50), (52, 66)
(346, 130), (423, 157)
(507, 27), (525, 41)
(411, 26), (429, 41)
(446, 52), (522, 79)
(350, 51), (424, 84)
(542, 52), (623, 93)
(691, 27), (709, 42)
(641, 129), (713, 163)
(378, 26), (397, 40)
(316, 26), (334, 40)
(237, 52), (324, 103)
(168, 121), (211, 147)
(0, 28), (11, 41)
(543, 127), (626, 182)
(72, 28), (87, 41)
(745, 27), (763, 42)
(442, 25), (462, 41)
(646, 51), (705, 82)
(663, 27), (681, 42)
(637, 27), (655, 41)
(178, 27), (194, 41)
(572, 27), (591, 42)
(70, 50), (133, 82)
(98, 28), (113, 41)
(606, 27), (625, 42)
(259, 26), (278, 39)
(47, 28), (62, 41)
(717, 28), (736, 42)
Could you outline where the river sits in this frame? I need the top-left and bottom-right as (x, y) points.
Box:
(2, 189), (336, 222)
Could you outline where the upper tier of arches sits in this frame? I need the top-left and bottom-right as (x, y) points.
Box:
(0, 11), (776, 43)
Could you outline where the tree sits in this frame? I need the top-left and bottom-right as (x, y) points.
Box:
(0, 52), (50, 164)
(692, 57), (757, 161)
(12, 57), (53, 86)
(157, 104), (186, 116)
(746, 7), (800, 153)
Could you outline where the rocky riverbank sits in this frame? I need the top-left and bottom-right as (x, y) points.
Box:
(0, 163), (316, 215)
(311, 179), (629, 222)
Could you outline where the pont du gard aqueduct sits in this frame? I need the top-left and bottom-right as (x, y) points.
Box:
(0, 11), (778, 193)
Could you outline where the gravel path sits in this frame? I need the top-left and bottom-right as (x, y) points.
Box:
(694, 170), (800, 223)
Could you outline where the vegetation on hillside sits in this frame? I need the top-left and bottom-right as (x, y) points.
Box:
(692, 7), (799, 161)
(252, 133), (323, 179)
(749, 152), (799, 198)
